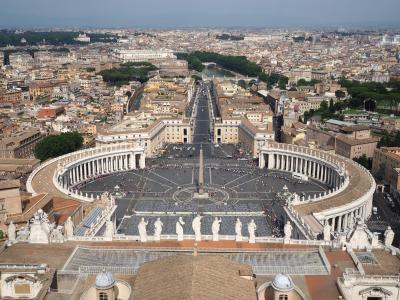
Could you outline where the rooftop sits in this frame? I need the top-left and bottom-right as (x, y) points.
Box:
(132, 255), (257, 300)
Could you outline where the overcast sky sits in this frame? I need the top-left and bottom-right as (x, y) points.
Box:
(1, 0), (399, 28)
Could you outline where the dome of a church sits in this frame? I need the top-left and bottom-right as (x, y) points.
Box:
(272, 273), (293, 291)
(95, 270), (115, 289)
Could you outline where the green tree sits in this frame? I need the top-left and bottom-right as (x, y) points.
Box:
(329, 98), (335, 114)
(34, 132), (83, 161)
(180, 51), (288, 87)
(238, 80), (247, 89)
(376, 162), (386, 181)
(320, 100), (328, 110)
(335, 90), (345, 99)
(353, 154), (372, 170)
(98, 62), (157, 86)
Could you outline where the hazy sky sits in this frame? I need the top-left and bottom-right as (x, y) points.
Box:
(1, 0), (399, 28)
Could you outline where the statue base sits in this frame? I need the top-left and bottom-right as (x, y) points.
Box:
(193, 192), (209, 199)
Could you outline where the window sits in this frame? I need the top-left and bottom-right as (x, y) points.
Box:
(99, 292), (108, 300)
(279, 295), (288, 300)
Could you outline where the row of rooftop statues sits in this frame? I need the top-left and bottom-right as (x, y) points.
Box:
(135, 216), (261, 243)
(6, 210), (396, 249)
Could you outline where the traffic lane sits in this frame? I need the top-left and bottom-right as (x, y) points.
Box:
(370, 192), (400, 245)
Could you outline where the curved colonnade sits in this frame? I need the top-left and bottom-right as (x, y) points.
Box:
(27, 144), (145, 202)
(259, 142), (376, 237)
(28, 141), (375, 240)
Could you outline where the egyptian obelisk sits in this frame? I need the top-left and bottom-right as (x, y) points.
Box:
(198, 144), (205, 194)
(194, 144), (208, 198)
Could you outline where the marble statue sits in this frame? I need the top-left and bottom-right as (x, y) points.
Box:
(64, 216), (74, 238)
(28, 211), (50, 244)
(104, 218), (114, 240)
(16, 222), (30, 242)
(371, 232), (379, 248)
(292, 193), (300, 204)
(323, 223), (331, 241)
(247, 219), (257, 243)
(284, 221), (293, 244)
(49, 226), (64, 243)
(7, 221), (16, 242)
(235, 218), (243, 242)
(211, 217), (222, 241)
(154, 218), (163, 241)
(176, 217), (185, 241)
(192, 215), (202, 241)
(138, 218), (148, 242)
(384, 226), (395, 247)
(348, 220), (370, 250)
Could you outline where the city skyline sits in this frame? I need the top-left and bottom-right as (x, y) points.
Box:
(1, 0), (400, 28)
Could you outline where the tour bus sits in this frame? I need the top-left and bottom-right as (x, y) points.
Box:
(292, 172), (309, 182)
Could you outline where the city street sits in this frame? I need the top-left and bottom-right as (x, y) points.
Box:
(192, 82), (212, 145)
(368, 192), (400, 245)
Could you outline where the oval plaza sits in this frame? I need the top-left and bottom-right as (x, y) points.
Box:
(27, 138), (375, 241)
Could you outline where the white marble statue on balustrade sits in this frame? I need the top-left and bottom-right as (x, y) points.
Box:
(100, 191), (109, 205)
(323, 223), (331, 241)
(284, 221), (293, 244)
(154, 218), (163, 241)
(176, 217), (185, 241)
(371, 232), (379, 248)
(192, 215), (202, 242)
(348, 220), (370, 250)
(235, 218), (243, 242)
(138, 218), (148, 242)
(50, 226), (65, 243)
(7, 221), (16, 242)
(28, 211), (50, 244)
(212, 217), (222, 241)
(104, 218), (114, 240)
(247, 219), (257, 243)
(292, 193), (300, 204)
(16, 221), (30, 242)
(384, 226), (395, 247)
(64, 216), (74, 238)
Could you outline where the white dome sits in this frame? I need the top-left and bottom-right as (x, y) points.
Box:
(95, 270), (115, 289)
(272, 273), (293, 291)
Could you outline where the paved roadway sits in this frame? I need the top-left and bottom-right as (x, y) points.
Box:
(367, 192), (400, 245)
(192, 83), (212, 145)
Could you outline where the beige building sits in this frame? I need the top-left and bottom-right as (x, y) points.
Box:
(96, 112), (192, 157)
(306, 123), (379, 159)
(0, 158), (40, 180)
(372, 147), (400, 191)
(281, 122), (307, 145)
(213, 80), (275, 157)
(0, 130), (43, 159)
(141, 77), (195, 114)
(214, 116), (275, 158)
(0, 180), (22, 225)
(334, 126), (380, 159)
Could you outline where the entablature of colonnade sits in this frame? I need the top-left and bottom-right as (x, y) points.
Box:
(58, 148), (144, 176)
(260, 148), (345, 176)
(310, 183), (375, 221)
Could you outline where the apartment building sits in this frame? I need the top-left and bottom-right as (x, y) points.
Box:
(0, 130), (43, 159)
